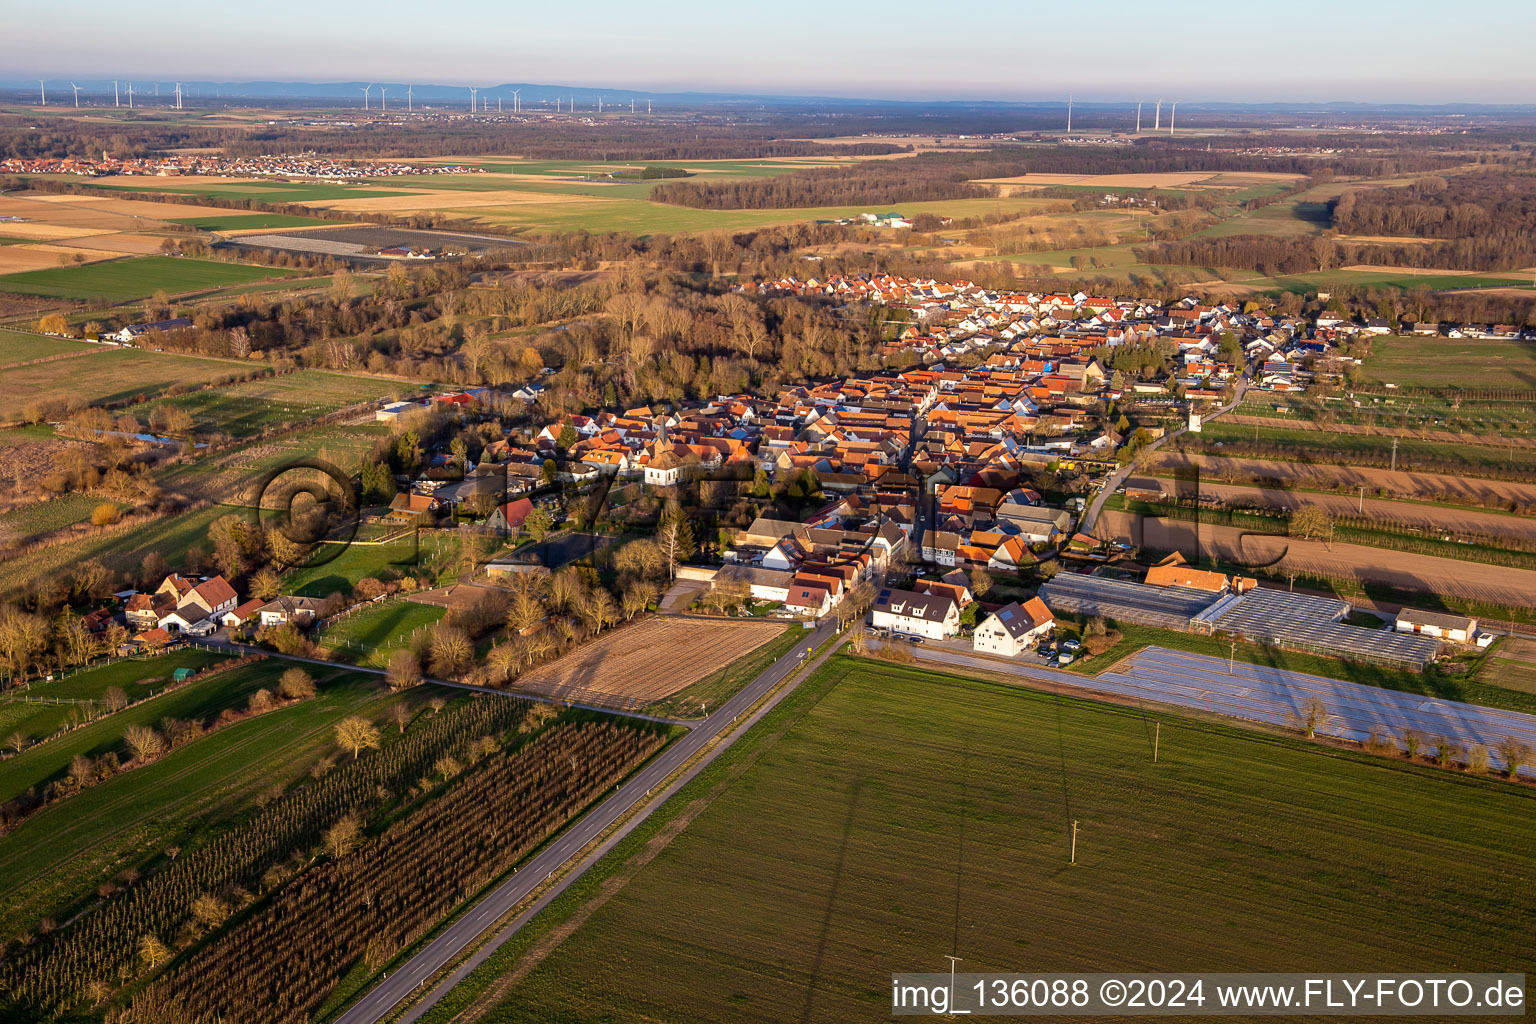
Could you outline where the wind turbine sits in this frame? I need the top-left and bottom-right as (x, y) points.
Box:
(361, 84), (371, 110)
(174, 83), (182, 109)
(648, 98), (652, 114)
(71, 82), (80, 108)
(1154, 98), (1161, 131)
(1066, 93), (1072, 137)
(597, 96), (603, 114)
(469, 86), (478, 112)
(1135, 100), (1141, 133)
(114, 80), (119, 107)
(127, 82), (134, 109)
(512, 88), (520, 113)
(1169, 102), (1176, 136)
(380, 86), (387, 111)
(497, 95), (502, 113)
(38, 80), (46, 106)
(556, 96), (560, 113)
(407, 84), (413, 112)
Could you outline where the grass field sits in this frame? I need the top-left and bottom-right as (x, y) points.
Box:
(0, 648), (227, 747)
(316, 599), (447, 668)
(118, 369), (394, 437)
(0, 329), (95, 366)
(0, 503), (241, 594)
(166, 212), (337, 231)
(0, 492), (116, 537)
(1189, 419), (1536, 476)
(0, 346), (246, 421)
(1364, 335), (1536, 390)
(422, 656), (1535, 1024)
(0, 664), (404, 938)
(0, 255), (295, 302)
(281, 536), (457, 597)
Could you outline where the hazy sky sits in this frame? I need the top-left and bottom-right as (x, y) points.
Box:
(10, 0), (1534, 103)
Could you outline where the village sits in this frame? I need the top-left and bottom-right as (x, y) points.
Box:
(0, 152), (482, 179)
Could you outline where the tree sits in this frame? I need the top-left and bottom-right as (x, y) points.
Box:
(523, 506), (555, 541)
(386, 649), (422, 690)
(581, 587), (619, 635)
(968, 567), (993, 600)
(1495, 736), (1533, 779)
(250, 567), (282, 601)
(323, 814), (362, 859)
(1289, 505), (1332, 541)
(429, 624), (473, 676)
(277, 668), (316, 700)
(334, 716), (380, 760)
(621, 580), (657, 620)
(1299, 699), (1327, 739)
(138, 933), (172, 970)
(190, 894), (229, 930)
(122, 724), (164, 762)
(656, 504), (696, 579)
(37, 313), (68, 335)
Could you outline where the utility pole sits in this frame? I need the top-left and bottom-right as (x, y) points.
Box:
(1390, 437), (1398, 472)
(1153, 721), (1160, 762)
(1070, 820), (1079, 864)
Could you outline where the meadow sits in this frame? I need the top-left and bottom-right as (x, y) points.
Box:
(0, 346), (245, 421)
(0, 255), (296, 302)
(118, 368), (395, 437)
(0, 329), (96, 366)
(0, 502), (241, 594)
(0, 663), (404, 939)
(166, 212), (337, 231)
(1363, 335), (1536, 390)
(423, 657), (1536, 1024)
(0, 492), (113, 537)
(315, 599), (447, 667)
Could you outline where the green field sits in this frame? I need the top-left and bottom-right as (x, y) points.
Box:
(1364, 335), (1536, 390)
(118, 369), (395, 437)
(0, 346), (247, 421)
(166, 212), (337, 231)
(0, 649), (228, 750)
(426, 657), (1536, 1024)
(0, 329), (96, 365)
(0, 255), (296, 302)
(83, 180), (415, 204)
(0, 492), (116, 537)
(316, 599), (447, 667)
(0, 502), (242, 594)
(0, 664), (404, 937)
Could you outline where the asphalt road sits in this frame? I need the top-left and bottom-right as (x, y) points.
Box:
(905, 642), (1536, 778)
(335, 619), (838, 1024)
(1080, 374), (1249, 538)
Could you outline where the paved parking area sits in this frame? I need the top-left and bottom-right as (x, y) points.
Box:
(905, 643), (1536, 778)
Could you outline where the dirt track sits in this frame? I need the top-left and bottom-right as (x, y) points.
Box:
(1126, 476), (1536, 545)
(1098, 510), (1536, 609)
(1157, 452), (1536, 509)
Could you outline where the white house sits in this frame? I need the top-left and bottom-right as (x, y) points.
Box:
(872, 586), (959, 641)
(973, 598), (1054, 657)
(1395, 608), (1476, 644)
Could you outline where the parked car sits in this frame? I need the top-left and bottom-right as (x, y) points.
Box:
(1062, 638), (1082, 653)
(908, 636), (925, 644)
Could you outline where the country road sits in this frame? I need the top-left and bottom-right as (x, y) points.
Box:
(333, 618), (839, 1024)
(1079, 374), (1249, 538)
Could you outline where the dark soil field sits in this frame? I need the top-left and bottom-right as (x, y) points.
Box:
(418, 657), (1536, 1024)
(221, 225), (522, 265)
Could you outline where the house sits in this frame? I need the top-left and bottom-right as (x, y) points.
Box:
(784, 579), (834, 618)
(388, 492), (443, 521)
(712, 564), (795, 603)
(114, 317), (193, 344)
(222, 599), (264, 628)
(973, 598), (1055, 657)
(1395, 608), (1477, 644)
(258, 595), (325, 628)
(153, 574), (238, 632)
(487, 497), (535, 534)
(994, 505), (1072, 544)
(125, 592), (172, 631)
(872, 586), (959, 640)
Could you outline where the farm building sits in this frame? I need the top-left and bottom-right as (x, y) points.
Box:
(1395, 608), (1479, 645)
(974, 598), (1055, 657)
(712, 564), (795, 603)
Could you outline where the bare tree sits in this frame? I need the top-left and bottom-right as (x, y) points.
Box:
(386, 649), (422, 690)
(122, 724), (164, 762)
(334, 716), (380, 760)
(1495, 736), (1533, 780)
